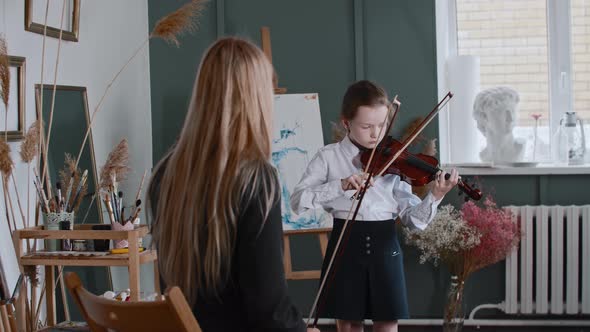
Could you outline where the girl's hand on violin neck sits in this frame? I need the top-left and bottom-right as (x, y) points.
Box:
(431, 169), (459, 200)
(307, 328), (321, 332)
(341, 173), (374, 191)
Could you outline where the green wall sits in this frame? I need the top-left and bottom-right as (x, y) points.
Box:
(148, 0), (590, 319)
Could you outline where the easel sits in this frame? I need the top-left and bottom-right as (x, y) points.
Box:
(283, 228), (331, 280)
(260, 26), (287, 94)
(260, 26), (332, 280)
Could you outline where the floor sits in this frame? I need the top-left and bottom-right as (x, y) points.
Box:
(318, 325), (590, 332)
(39, 321), (590, 331)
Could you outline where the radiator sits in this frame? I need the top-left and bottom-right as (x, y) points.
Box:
(503, 205), (590, 315)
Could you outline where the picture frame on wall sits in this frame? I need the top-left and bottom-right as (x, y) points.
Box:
(0, 56), (26, 141)
(25, 0), (81, 42)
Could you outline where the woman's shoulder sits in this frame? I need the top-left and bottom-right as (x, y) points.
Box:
(239, 159), (279, 187)
(237, 159), (280, 207)
(236, 160), (281, 237)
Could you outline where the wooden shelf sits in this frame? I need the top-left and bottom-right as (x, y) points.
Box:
(20, 249), (157, 267)
(16, 224), (150, 240)
(13, 224), (159, 326)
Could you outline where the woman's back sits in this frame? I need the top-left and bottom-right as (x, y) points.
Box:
(149, 159), (304, 331)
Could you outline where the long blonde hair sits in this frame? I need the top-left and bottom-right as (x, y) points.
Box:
(148, 37), (277, 304)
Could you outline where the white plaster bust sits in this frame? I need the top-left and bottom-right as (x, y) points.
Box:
(473, 86), (524, 163)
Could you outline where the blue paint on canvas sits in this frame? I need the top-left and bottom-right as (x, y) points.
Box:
(272, 125), (326, 229)
(273, 125), (300, 143)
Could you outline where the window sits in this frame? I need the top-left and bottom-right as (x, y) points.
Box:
(572, 0), (590, 130)
(436, 0), (590, 170)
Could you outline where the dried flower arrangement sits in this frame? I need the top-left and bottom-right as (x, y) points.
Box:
(404, 197), (520, 331)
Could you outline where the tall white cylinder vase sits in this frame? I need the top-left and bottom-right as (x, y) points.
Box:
(446, 55), (482, 163)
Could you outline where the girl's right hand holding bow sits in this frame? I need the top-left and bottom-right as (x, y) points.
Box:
(341, 173), (374, 191)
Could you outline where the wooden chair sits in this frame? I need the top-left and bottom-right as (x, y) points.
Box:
(0, 302), (18, 332)
(65, 272), (201, 332)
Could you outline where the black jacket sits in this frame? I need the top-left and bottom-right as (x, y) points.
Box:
(150, 161), (306, 332)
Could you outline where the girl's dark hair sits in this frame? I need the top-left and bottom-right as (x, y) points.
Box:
(341, 80), (390, 120)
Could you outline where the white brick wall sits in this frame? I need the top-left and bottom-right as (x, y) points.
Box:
(573, 0), (590, 121)
(457, 0), (590, 126)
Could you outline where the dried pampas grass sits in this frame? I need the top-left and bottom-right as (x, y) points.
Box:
(59, 153), (87, 213)
(20, 120), (41, 163)
(59, 153), (78, 189)
(331, 121), (347, 143)
(0, 138), (13, 177)
(423, 138), (438, 157)
(151, 0), (208, 47)
(401, 117), (426, 146)
(99, 138), (130, 190)
(0, 35), (9, 110)
(401, 118), (439, 199)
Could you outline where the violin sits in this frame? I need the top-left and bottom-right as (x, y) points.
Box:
(360, 136), (482, 201)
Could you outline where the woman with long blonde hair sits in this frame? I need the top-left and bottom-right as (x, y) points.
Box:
(148, 37), (316, 331)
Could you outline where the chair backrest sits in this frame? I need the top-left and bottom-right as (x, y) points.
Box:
(65, 272), (201, 332)
(0, 302), (18, 332)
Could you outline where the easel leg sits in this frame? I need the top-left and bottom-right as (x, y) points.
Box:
(318, 233), (328, 258)
(58, 267), (70, 322)
(128, 235), (140, 301)
(45, 266), (55, 326)
(282, 235), (292, 279)
(153, 260), (161, 295)
(283, 229), (332, 280)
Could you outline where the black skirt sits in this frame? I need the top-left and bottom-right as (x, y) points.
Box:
(317, 218), (409, 321)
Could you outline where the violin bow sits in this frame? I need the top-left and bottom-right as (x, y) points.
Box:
(307, 96), (401, 328)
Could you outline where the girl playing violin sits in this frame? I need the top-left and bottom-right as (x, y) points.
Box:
(290, 80), (459, 332)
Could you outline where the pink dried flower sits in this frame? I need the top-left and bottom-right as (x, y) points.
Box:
(405, 196), (521, 282)
(460, 197), (520, 276)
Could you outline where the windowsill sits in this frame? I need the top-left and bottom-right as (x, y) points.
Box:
(441, 163), (590, 175)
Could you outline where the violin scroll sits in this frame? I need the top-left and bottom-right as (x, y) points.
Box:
(456, 178), (482, 201)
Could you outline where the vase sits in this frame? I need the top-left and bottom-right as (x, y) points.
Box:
(112, 221), (135, 249)
(443, 275), (465, 332)
(43, 211), (75, 251)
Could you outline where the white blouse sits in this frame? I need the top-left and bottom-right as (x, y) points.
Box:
(290, 136), (441, 230)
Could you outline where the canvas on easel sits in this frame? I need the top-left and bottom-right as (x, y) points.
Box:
(271, 93), (333, 231)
